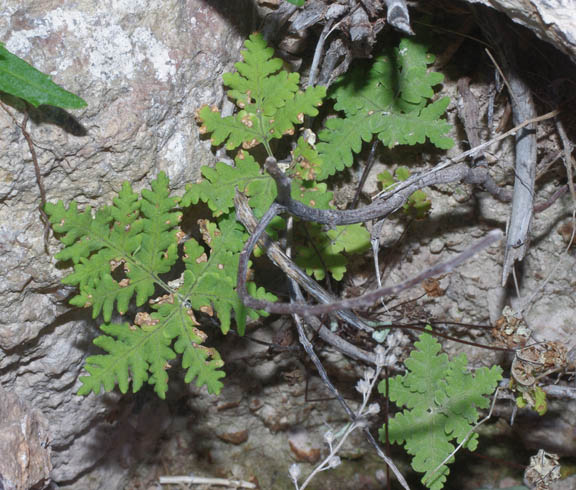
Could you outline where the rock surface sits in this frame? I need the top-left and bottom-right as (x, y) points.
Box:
(0, 0), (254, 487)
(1, 1), (575, 489)
(467, 0), (576, 63)
(0, 386), (52, 490)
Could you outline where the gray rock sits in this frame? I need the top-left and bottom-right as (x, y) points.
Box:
(0, 0), (254, 487)
(467, 0), (576, 63)
(0, 385), (51, 490)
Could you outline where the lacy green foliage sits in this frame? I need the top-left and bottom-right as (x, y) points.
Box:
(182, 152), (328, 217)
(182, 150), (370, 279)
(379, 331), (502, 490)
(46, 173), (180, 320)
(46, 173), (274, 399)
(316, 38), (454, 179)
(295, 222), (370, 281)
(192, 33), (372, 281)
(0, 43), (86, 108)
(378, 166), (431, 219)
(182, 152), (276, 218)
(196, 33), (325, 153)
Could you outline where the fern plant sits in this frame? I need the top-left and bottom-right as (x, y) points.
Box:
(47, 33), (456, 403)
(192, 33), (373, 281)
(45, 173), (274, 398)
(380, 330), (502, 490)
(315, 37), (454, 180)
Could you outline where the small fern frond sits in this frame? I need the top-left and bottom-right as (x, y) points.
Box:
(179, 214), (276, 335)
(316, 38), (454, 179)
(196, 33), (325, 152)
(45, 173), (181, 321)
(78, 321), (176, 399)
(77, 295), (225, 399)
(379, 330), (502, 490)
(181, 152), (276, 217)
(47, 173), (276, 398)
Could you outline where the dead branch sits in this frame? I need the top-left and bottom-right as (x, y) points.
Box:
(235, 191), (375, 334)
(0, 102), (51, 252)
(236, 183), (503, 315)
(476, 8), (539, 285)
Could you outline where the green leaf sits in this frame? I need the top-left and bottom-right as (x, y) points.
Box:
(77, 296), (226, 399)
(182, 151), (276, 217)
(183, 152), (334, 220)
(48, 173), (276, 398)
(294, 222), (370, 281)
(77, 322), (174, 399)
(179, 214), (276, 335)
(316, 38), (453, 179)
(46, 172), (181, 322)
(380, 330), (502, 489)
(0, 43), (87, 109)
(197, 33), (325, 152)
(284, 0), (305, 5)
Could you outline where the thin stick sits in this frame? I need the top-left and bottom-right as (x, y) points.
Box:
(352, 138), (378, 208)
(308, 19), (335, 88)
(374, 109), (560, 200)
(234, 191), (375, 333)
(484, 49), (517, 106)
(158, 475), (256, 488)
(291, 309), (409, 490)
(555, 118), (576, 204)
(0, 102), (51, 252)
(237, 223), (503, 316)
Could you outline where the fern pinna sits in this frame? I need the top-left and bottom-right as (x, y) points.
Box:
(45, 173), (274, 398)
(316, 37), (454, 180)
(192, 33), (373, 281)
(380, 330), (502, 490)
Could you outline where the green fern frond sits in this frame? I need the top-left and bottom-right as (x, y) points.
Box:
(316, 38), (453, 180)
(46, 173), (181, 321)
(183, 152), (334, 219)
(47, 173), (275, 398)
(295, 222), (370, 281)
(196, 33), (325, 152)
(379, 331), (502, 490)
(181, 152), (276, 217)
(77, 321), (175, 398)
(179, 214), (276, 335)
(77, 296), (225, 399)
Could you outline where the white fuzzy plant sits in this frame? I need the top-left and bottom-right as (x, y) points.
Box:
(289, 346), (386, 490)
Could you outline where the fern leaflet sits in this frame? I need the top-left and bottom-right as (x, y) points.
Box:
(196, 33), (325, 153)
(46, 173), (180, 321)
(182, 152), (276, 217)
(379, 330), (502, 490)
(316, 38), (454, 179)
